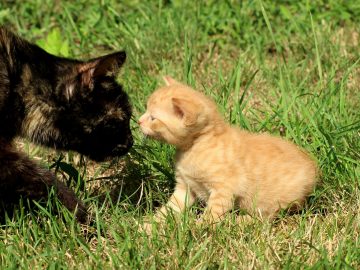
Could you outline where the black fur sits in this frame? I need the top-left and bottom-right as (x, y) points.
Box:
(0, 27), (133, 222)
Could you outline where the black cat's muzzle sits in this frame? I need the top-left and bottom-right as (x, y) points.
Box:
(83, 134), (133, 162)
(111, 135), (133, 156)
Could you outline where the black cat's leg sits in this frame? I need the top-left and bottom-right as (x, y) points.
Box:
(0, 142), (87, 222)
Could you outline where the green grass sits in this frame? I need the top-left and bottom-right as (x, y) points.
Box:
(0, 0), (359, 269)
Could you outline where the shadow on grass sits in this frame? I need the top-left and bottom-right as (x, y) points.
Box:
(87, 147), (174, 214)
(0, 150), (331, 226)
(0, 147), (165, 225)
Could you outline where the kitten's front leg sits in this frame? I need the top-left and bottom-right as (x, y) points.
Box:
(203, 189), (234, 223)
(156, 180), (196, 219)
(142, 180), (195, 234)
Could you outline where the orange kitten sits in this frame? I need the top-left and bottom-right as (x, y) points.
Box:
(139, 76), (318, 222)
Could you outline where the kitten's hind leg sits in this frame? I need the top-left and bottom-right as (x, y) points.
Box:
(0, 142), (87, 222)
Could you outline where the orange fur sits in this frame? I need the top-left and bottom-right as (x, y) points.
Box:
(139, 77), (318, 222)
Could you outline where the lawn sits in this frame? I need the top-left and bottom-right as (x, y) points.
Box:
(0, 0), (359, 269)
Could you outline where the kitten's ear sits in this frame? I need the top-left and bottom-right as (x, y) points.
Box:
(77, 51), (126, 86)
(172, 97), (200, 126)
(163, 76), (179, 86)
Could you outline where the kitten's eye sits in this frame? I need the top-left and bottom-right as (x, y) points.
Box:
(150, 115), (156, 121)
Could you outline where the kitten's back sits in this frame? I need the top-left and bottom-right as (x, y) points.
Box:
(230, 129), (318, 215)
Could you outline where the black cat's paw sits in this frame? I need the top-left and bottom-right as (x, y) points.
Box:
(74, 201), (88, 223)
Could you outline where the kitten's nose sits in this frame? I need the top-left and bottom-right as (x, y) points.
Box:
(138, 116), (144, 125)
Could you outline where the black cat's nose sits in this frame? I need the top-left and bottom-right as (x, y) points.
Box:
(126, 136), (134, 150)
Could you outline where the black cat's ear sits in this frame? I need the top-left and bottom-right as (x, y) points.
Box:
(92, 51), (126, 77)
(76, 51), (126, 87)
(64, 52), (126, 100)
(76, 62), (96, 89)
(64, 66), (94, 100)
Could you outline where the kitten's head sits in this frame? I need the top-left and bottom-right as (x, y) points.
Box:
(139, 76), (222, 148)
(50, 51), (132, 161)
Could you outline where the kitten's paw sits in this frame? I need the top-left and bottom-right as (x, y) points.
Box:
(195, 218), (205, 227)
(139, 213), (168, 235)
(141, 222), (154, 235)
(196, 217), (220, 229)
(139, 219), (164, 235)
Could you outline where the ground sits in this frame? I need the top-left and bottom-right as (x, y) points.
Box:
(0, 1), (359, 269)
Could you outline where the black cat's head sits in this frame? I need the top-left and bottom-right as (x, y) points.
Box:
(52, 51), (133, 161)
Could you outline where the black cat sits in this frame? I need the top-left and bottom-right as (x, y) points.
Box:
(0, 27), (133, 222)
